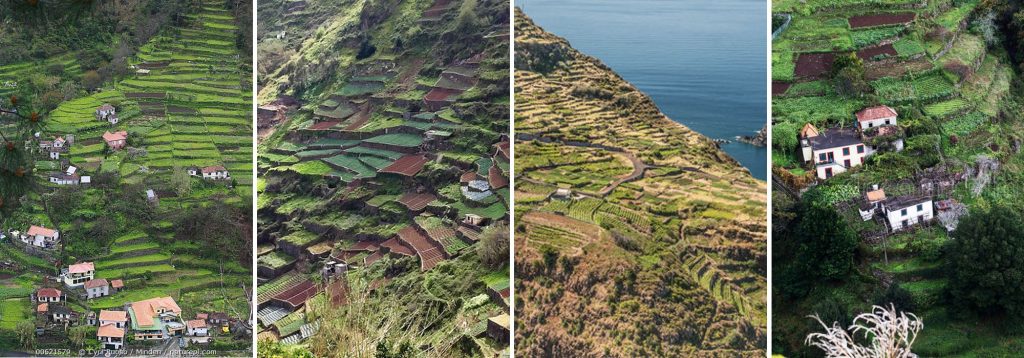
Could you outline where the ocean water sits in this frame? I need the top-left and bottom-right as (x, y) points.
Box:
(522, 0), (768, 180)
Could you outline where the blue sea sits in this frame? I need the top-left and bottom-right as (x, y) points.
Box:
(522, 0), (768, 180)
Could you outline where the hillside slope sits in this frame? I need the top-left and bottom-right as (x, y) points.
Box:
(256, 0), (511, 356)
(514, 9), (767, 357)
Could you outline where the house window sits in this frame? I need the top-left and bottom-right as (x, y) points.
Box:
(819, 153), (826, 162)
(885, 119), (891, 125)
(857, 145), (864, 154)
(843, 147), (850, 156)
(901, 209), (907, 216)
(917, 204), (923, 211)
(868, 123), (874, 128)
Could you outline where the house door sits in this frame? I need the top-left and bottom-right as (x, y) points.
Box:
(825, 168), (833, 178)
(844, 159), (851, 167)
(827, 152), (835, 163)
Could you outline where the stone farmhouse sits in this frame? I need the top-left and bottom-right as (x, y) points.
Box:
(84, 278), (110, 299)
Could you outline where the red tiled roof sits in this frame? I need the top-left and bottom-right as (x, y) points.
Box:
(84, 278), (108, 290)
(460, 171), (479, 183)
(202, 166), (227, 174)
(97, 323), (124, 338)
(380, 154), (429, 176)
(856, 105), (897, 122)
(99, 310), (127, 322)
(37, 288), (61, 299)
(495, 141), (509, 160)
(37, 303), (48, 313)
(187, 319), (207, 329)
(102, 131), (128, 142)
(110, 279), (124, 288)
(68, 262), (94, 274)
(130, 297), (181, 327)
(27, 226), (57, 238)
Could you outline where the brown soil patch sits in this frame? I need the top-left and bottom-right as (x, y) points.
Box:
(857, 44), (898, 61)
(864, 56), (934, 80)
(849, 13), (915, 29)
(795, 52), (835, 79)
(772, 82), (791, 96)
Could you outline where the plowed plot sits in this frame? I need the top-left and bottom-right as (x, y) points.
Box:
(424, 87), (462, 101)
(849, 13), (915, 29)
(380, 154), (429, 176)
(397, 226), (445, 271)
(397, 192), (437, 211)
(308, 121), (340, 130)
(343, 104), (371, 130)
(136, 62), (169, 69)
(167, 105), (198, 114)
(857, 44), (897, 61)
(272, 279), (317, 308)
(380, 238), (414, 256)
(772, 81), (791, 96)
(795, 53), (835, 79)
(126, 92), (166, 99)
(865, 56), (934, 80)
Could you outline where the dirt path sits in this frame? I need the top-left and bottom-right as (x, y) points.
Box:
(597, 152), (650, 196)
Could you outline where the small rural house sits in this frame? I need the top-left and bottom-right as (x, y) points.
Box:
(25, 225), (60, 249)
(62, 262), (95, 287)
(86, 311), (97, 326)
(48, 145), (67, 159)
(187, 319), (209, 337)
(858, 185), (887, 220)
(128, 296), (184, 340)
(883, 196), (934, 232)
(35, 288), (63, 303)
(463, 214), (487, 227)
(487, 313), (510, 343)
(189, 165), (231, 180)
(800, 124), (868, 179)
(551, 187), (572, 200)
(49, 304), (74, 323)
(111, 279), (125, 293)
(97, 323), (125, 350)
(102, 131), (128, 150)
(84, 278), (110, 299)
(855, 105), (898, 130)
(855, 105), (905, 153)
(98, 310), (128, 329)
(145, 190), (158, 205)
(49, 166), (90, 185)
(96, 104), (118, 125)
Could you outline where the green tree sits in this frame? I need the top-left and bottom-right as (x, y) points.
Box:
(945, 206), (1024, 317)
(0, 95), (46, 212)
(779, 203), (859, 298)
(478, 223), (510, 269)
(15, 319), (35, 349)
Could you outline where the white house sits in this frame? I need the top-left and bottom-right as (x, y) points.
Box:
(855, 105), (898, 130)
(800, 125), (869, 179)
(98, 323), (125, 350)
(99, 310), (128, 329)
(35, 288), (63, 303)
(25, 226), (59, 249)
(62, 262), (95, 287)
(96, 104), (118, 125)
(49, 173), (82, 185)
(883, 197), (934, 232)
(186, 319), (209, 337)
(858, 185), (887, 221)
(84, 278), (110, 299)
(201, 166), (230, 180)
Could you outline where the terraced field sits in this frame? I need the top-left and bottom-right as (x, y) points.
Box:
(514, 10), (767, 357)
(256, 0), (510, 353)
(771, 0), (1024, 356)
(0, 0), (252, 352)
